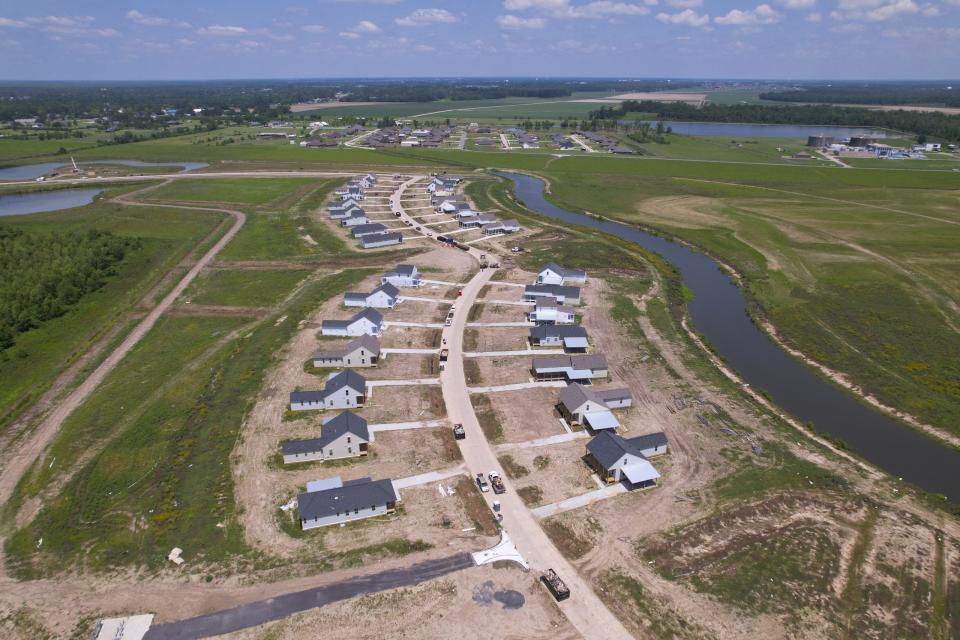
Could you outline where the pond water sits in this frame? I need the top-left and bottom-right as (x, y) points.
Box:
(0, 188), (104, 217)
(0, 160), (208, 182)
(620, 121), (889, 139)
(497, 170), (960, 502)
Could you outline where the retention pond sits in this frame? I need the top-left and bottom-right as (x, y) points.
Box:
(497, 170), (960, 502)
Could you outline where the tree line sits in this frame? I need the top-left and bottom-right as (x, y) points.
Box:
(589, 101), (960, 142)
(761, 84), (960, 108)
(0, 227), (136, 351)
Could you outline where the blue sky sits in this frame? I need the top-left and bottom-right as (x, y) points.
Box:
(0, 0), (958, 80)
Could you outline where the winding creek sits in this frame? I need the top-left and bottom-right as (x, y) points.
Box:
(497, 171), (960, 502)
(0, 159), (208, 182)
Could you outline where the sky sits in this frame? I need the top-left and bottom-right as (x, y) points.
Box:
(0, 0), (958, 80)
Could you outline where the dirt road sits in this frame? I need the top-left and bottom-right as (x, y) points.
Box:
(0, 186), (246, 507)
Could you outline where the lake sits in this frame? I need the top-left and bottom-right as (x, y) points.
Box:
(620, 121), (889, 139)
(0, 160), (208, 182)
(0, 188), (104, 217)
(497, 170), (960, 503)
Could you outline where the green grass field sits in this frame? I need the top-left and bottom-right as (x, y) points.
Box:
(184, 268), (311, 307)
(0, 192), (226, 436)
(147, 177), (319, 204)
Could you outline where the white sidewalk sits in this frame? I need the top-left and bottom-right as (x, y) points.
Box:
(531, 484), (628, 519)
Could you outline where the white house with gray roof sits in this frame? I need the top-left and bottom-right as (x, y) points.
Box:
(532, 354), (608, 382)
(481, 219), (520, 235)
(297, 476), (398, 529)
(459, 213), (496, 228)
(585, 431), (666, 488)
(529, 325), (589, 352)
(282, 411), (370, 464)
(527, 301), (576, 326)
(329, 202), (362, 219)
(538, 263), (587, 285)
(343, 283), (399, 309)
(341, 209), (369, 227)
(381, 264), (421, 288)
(350, 223), (387, 238)
(289, 369), (366, 411)
(558, 383), (632, 431)
(313, 335), (380, 368)
(523, 284), (581, 306)
(321, 308), (383, 337)
(361, 232), (403, 249)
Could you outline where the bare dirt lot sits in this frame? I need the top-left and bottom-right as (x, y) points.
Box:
(475, 302), (528, 323)
(474, 355), (535, 386)
(479, 283), (526, 301)
(381, 326), (442, 349)
(219, 564), (578, 640)
(389, 299), (452, 324)
(576, 92), (706, 105)
(484, 387), (567, 443)
(497, 439), (598, 507)
(290, 101), (382, 112)
(361, 385), (446, 423)
(464, 327), (530, 352)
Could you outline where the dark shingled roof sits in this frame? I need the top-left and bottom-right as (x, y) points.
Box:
(297, 478), (397, 520)
(313, 335), (381, 361)
(586, 431), (668, 470)
(324, 369), (366, 395)
(529, 325), (588, 340)
(524, 284), (581, 299)
(281, 411), (369, 456)
(626, 432), (668, 451)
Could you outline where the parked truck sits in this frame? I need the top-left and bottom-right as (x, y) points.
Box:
(488, 471), (506, 494)
(439, 349), (449, 362)
(475, 473), (490, 492)
(453, 423), (465, 440)
(541, 569), (570, 601)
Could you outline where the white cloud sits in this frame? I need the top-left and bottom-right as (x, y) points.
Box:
(831, 21), (865, 30)
(395, 8), (459, 26)
(333, 0), (401, 3)
(776, 0), (816, 7)
(413, 43), (436, 51)
(715, 3), (782, 24)
(197, 24), (248, 36)
(174, 38), (196, 46)
(805, 11), (823, 20)
(126, 10), (167, 26)
(301, 24), (328, 32)
(866, 0), (918, 19)
(667, 0), (703, 7)
(503, 0), (651, 17)
(0, 17), (28, 28)
(655, 8), (710, 24)
(339, 31), (361, 38)
(496, 14), (547, 27)
(921, 3), (940, 14)
(832, 0), (920, 21)
(355, 20), (381, 32)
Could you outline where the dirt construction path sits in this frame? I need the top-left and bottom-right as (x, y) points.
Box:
(0, 183), (246, 508)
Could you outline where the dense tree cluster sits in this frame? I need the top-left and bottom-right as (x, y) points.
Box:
(761, 83), (960, 108)
(589, 101), (960, 142)
(0, 227), (136, 350)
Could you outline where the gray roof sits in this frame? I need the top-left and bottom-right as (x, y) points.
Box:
(394, 264), (417, 276)
(324, 369), (366, 395)
(532, 353), (607, 371)
(297, 477), (396, 520)
(525, 284), (581, 299)
(351, 223), (387, 237)
(595, 388), (632, 403)
(587, 431), (648, 469)
(626, 432), (668, 451)
(351, 308), (383, 325)
(559, 383), (595, 411)
(290, 390), (324, 405)
(313, 335), (381, 360)
(362, 232), (402, 248)
(530, 325), (588, 340)
(374, 282), (399, 299)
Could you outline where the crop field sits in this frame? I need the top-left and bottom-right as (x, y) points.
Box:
(0, 192), (227, 436)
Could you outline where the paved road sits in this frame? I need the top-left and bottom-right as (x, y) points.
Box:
(430, 213), (633, 638)
(0, 185), (246, 505)
(143, 553), (476, 639)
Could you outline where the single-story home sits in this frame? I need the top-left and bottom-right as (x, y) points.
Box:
(529, 325), (589, 352)
(460, 213), (497, 228)
(537, 263), (587, 286)
(481, 219), (520, 235)
(558, 383), (632, 431)
(321, 308), (383, 337)
(344, 283), (399, 309)
(350, 223), (387, 238)
(281, 411), (370, 464)
(382, 264), (421, 288)
(585, 431), (665, 488)
(523, 284), (581, 306)
(289, 369), (366, 411)
(527, 302), (576, 326)
(297, 476), (398, 529)
(361, 232), (403, 249)
(313, 335), (380, 368)
(532, 354), (608, 382)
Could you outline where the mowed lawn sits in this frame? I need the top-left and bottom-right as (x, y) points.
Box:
(184, 268), (312, 307)
(0, 195), (226, 436)
(147, 177), (319, 204)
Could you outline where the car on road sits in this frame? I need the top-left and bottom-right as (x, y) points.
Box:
(475, 473), (489, 492)
(541, 569), (570, 601)
(453, 424), (465, 440)
(488, 471), (506, 494)
(457, 290), (463, 297)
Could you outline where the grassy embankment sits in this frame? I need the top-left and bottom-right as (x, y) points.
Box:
(0, 189), (227, 436)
